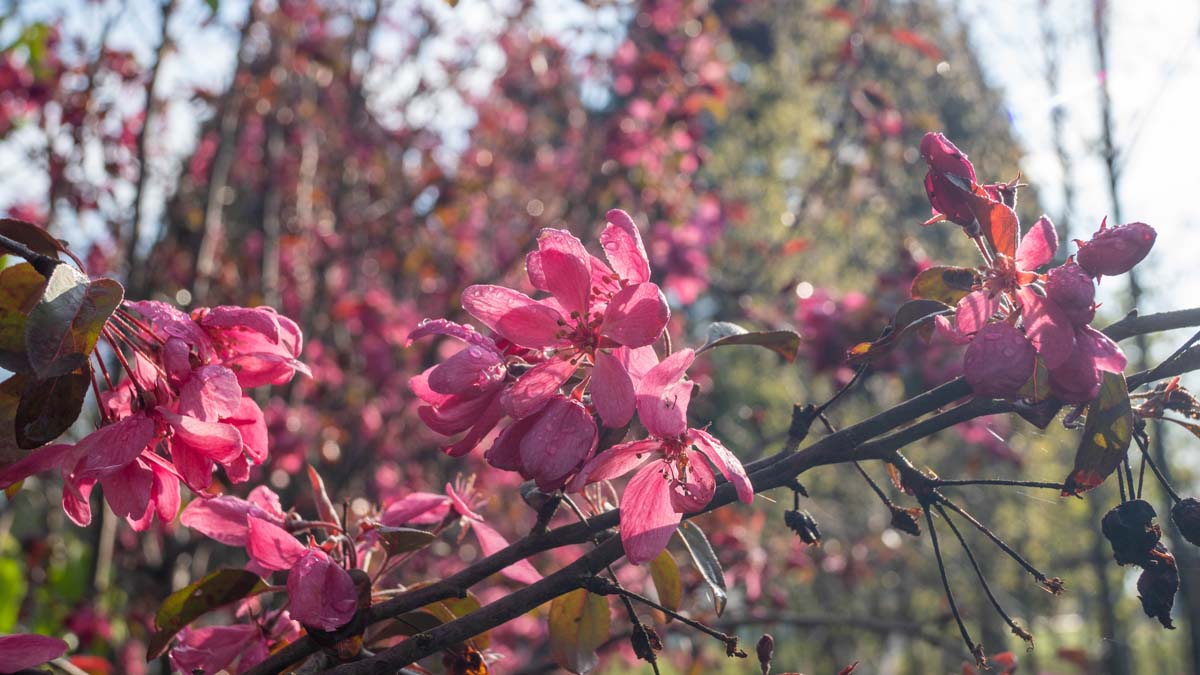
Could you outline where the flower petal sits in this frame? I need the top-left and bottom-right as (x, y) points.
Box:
(461, 285), (564, 348)
(601, 209), (651, 283)
(1018, 287), (1076, 369)
(471, 519), (542, 584)
(0, 634), (69, 673)
(428, 345), (506, 397)
(179, 365), (243, 422)
(1077, 325), (1127, 373)
(591, 350), (636, 427)
(519, 396), (598, 490)
(536, 248), (592, 318)
(502, 358), (576, 419)
(380, 492), (451, 527)
(527, 229), (592, 292)
(601, 282), (670, 347)
(247, 516), (308, 571)
(636, 349), (695, 438)
(670, 450), (715, 513)
(620, 463), (683, 564)
(72, 414), (157, 480)
(955, 291), (999, 336)
(405, 318), (497, 351)
(1015, 215), (1058, 271)
(690, 428), (754, 504)
(286, 549), (357, 631)
(568, 438), (660, 492)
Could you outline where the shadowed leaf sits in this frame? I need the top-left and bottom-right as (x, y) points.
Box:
(0, 374), (29, 465)
(698, 322), (802, 362)
(678, 521), (727, 616)
(649, 549), (682, 613)
(548, 588), (610, 674)
(15, 368), (89, 449)
(25, 266), (123, 379)
(0, 263), (49, 372)
(376, 526), (436, 555)
(0, 218), (64, 258)
(846, 299), (952, 365)
(147, 568), (267, 659)
(910, 266), (977, 306)
(1062, 372), (1133, 496)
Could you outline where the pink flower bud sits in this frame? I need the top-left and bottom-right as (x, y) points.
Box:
(1044, 262), (1096, 327)
(920, 133), (978, 227)
(1076, 221), (1156, 277)
(963, 323), (1035, 398)
(920, 132), (976, 182)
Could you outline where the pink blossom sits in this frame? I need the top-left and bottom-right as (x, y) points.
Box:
(962, 323), (1036, 398)
(569, 349), (753, 563)
(180, 486), (288, 546)
(169, 624), (262, 675)
(286, 549), (358, 631)
(446, 479), (543, 585)
(1075, 220), (1157, 277)
(0, 633), (68, 673)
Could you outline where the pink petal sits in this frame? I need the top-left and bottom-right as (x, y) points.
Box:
(567, 438), (660, 492)
(620, 463), (683, 564)
(616, 345), (660, 385)
(0, 442), (77, 489)
(61, 477), (95, 526)
(247, 516), (307, 571)
(590, 351), (636, 427)
(226, 397), (268, 464)
(636, 349), (696, 438)
(72, 414), (157, 480)
(248, 486), (286, 522)
(526, 229), (592, 292)
(690, 428), (754, 504)
(0, 633), (69, 673)
(181, 493), (281, 546)
(1077, 325), (1127, 373)
(169, 625), (257, 675)
(1049, 345), (1104, 403)
(151, 461), (181, 523)
(286, 549), (357, 631)
(199, 306), (281, 342)
(428, 345), (506, 397)
(471, 519), (543, 585)
(417, 392), (498, 436)
(484, 417), (536, 474)
(669, 450), (715, 513)
(601, 282), (670, 347)
(101, 459), (154, 528)
(955, 291), (999, 336)
(933, 315), (971, 346)
(409, 367), (452, 406)
(601, 209), (651, 283)
(446, 482), (484, 522)
(536, 248), (592, 318)
(380, 492), (451, 527)
(502, 358), (576, 419)
(442, 395), (504, 458)
(1015, 215), (1058, 270)
(1018, 287), (1075, 369)
(222, 352), (310, 389)
(405, 318), (497, 351)
(519, 396), (598, 490)
(170, 441), (215, 492)
(461, 285), (564, 348)
(179, 365), (243, 422)
(162, 412), (244, 464)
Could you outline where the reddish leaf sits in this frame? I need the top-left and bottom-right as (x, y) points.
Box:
(25, 265), (123, 379)
(0, 218), (65, 258)
(965, 192), (1018, 260)
(846, 300), (951, 365)
(889, 28), (942, 59)
(1062, 372), (1133, 496)
(15, 367), (89, 449)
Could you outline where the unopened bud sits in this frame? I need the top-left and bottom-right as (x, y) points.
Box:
(1076, 221), (1156, 277)
(756, 634), (774, 675)
(1171, 498), (1200, 547)
(784, 509), (821, 546)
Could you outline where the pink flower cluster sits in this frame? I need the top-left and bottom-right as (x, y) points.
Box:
(411, 210), (752, 563)
(921, 133), (1156, 402)
(0, 302), (307, 529)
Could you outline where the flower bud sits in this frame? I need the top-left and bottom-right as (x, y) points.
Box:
(756, 634), (774, 675)
(1101, 499), (1161, 567)
(963, 322), (1036, 398)
(920, 133), (978, 226)
(1076, 221), (1156, 277)
(1044, 263), (1096, 327)
(1137, 543), (1179, 629)
(1171, 498), (1200, 547)
(784, 509), (821, 546)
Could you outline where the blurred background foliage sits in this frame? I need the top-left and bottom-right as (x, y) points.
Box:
(0, 0), (1195, 673)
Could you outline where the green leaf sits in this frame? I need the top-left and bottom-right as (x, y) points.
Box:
(909, 266), (977, 306)
(376, 526), (436, 555)
(548, 588), (610, 674)
(25, 265), (123, 379)
(147, 569), (268, 659)
(845, 299), (951, 365)
(698, 322), (802, 362)
(0, 263), (49, 372)
(1016, 356), (1052, 403)
(0, 374), (29, 466)
(1061, 372), (1134, 496)
(648, 549), (681, 613)
(678, 521), (727, 616)
(15, 368), (89, 449)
